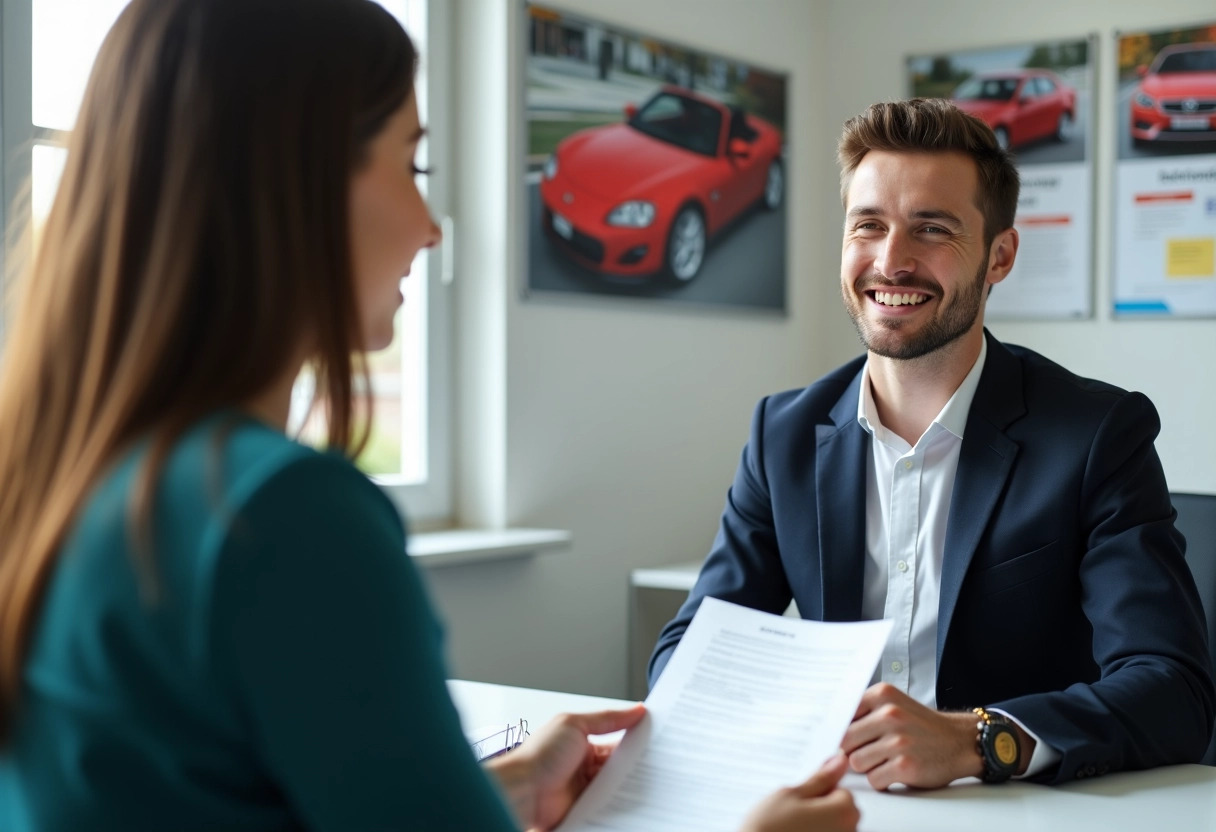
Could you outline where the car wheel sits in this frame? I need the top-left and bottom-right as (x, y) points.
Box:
(1055, 111), (1073, 143)
(665, 205), (706, 282)
(763, 158), (784, 210)
(993, 126), (1010, 151)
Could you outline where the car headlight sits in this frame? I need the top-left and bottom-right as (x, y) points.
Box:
(543, 154), (558, 180)
(606, 201), (656, 228)
(1133, 91), (1155, 109)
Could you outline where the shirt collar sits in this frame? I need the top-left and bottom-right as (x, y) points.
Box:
(856, 336), (988, 442)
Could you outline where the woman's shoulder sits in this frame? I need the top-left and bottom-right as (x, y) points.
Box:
(62, 413), (406, 599)
(151, 414), (404, 557)
(166, 414), (378, 507)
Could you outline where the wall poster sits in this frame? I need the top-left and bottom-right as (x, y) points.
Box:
(1113, 21), (1216, 318)
(907, 37), (1096, 320)
(524, 3), (789, 312)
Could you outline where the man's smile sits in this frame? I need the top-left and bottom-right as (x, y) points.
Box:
(870, 290), (931, 307)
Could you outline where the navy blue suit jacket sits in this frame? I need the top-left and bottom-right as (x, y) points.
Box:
(649, 332), (1214, 784)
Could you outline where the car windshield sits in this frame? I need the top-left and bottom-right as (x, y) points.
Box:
(1155, 49), (1216, 74)
(954, 77), (1019, 102)
(628, 92), (723, 157)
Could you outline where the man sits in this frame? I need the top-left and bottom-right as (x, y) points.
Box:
(648, 98), (1213, 789)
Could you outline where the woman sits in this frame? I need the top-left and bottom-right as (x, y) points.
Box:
(0, 1), (857, 830)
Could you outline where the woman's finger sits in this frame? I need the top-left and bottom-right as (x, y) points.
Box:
(789, 752), (849, 797)
(557, 704), (646, 737)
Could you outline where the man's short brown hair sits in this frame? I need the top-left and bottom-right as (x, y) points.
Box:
(837, 98), (1020, 247)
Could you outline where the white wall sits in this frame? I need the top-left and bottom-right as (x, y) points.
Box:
(425, 0), (1216, 699)
(819, 0), (1216, 493)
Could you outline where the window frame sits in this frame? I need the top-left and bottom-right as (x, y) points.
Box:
(377, 0), (454, 524)
(1, 0), (34, 345)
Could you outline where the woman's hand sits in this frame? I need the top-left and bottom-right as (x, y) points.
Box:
(485, 705), (646, 831)
(740, 753), (860, 832)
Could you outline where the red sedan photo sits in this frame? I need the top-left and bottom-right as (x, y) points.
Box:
(1130, 42), (1216, 146)
(950, 69), (1076, 151)
(539, 86), (784, 282)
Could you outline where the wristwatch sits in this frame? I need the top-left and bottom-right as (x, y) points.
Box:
(973, 707), (1021, 783)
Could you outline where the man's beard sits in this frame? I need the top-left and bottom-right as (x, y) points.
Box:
(843, 258), (988, 361)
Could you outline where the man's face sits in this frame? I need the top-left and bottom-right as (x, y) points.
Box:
(840, 150), (1001, 361)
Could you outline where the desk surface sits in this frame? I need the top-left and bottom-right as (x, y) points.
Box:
(449, 679), (1216, 832)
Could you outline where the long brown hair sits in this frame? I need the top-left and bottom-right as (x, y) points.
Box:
(0, 0), (418, 739)
(837, 98), (1020, 247)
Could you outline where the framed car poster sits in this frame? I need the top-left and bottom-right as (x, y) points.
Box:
(1113, 21), (1216, 318)
(524, 3), (788, 312)
(907, 36), (1096, 320)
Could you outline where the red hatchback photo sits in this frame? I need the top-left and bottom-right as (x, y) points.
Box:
(951, 69), (1077, 151)
(1130, 42), (1216, 146)
(539, 86), (784, 282)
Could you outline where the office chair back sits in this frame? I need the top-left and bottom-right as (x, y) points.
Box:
(1173, 492), (1216, 766)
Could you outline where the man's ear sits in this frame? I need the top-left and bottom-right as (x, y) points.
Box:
(986, 227), (1019, 288)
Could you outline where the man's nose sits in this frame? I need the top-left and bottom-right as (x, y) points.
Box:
(873, 233), (915, 279)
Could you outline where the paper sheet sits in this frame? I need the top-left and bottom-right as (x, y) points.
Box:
(557, 598), (892, 832)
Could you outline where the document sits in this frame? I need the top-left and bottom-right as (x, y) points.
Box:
(557, 598), (891, 832)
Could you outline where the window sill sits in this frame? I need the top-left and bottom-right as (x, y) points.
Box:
(629, 561), (703, 591)
(409, 527), (572, 568)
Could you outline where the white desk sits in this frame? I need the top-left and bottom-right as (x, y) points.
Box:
(449, 679), (1216, 832)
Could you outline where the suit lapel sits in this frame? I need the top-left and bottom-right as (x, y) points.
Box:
(936, 332), (1026, 666)
(816, 369), (868, 621)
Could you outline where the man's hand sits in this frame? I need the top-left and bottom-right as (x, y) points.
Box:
(840, 683), (982, 790)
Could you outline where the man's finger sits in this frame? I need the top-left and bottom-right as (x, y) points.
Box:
(845, 737), (890, 776)
(840, 710), (885, 754)
(852, 691), (876, 720)
(852, 681), (896, 720)
(864, 758), (906, 792)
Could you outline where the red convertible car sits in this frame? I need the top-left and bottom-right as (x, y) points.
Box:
(1130, 42), (1216, 146)
(951, 69), (1076, 151)
(539, 86), (783, 282)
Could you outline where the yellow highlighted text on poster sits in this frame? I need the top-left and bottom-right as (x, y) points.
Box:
(1166, 237), (1215, 279)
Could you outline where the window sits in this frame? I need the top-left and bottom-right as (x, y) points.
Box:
(0, 0), (453, 521)
(289, 0), (453, 522)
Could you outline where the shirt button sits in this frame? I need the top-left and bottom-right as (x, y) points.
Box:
(896, 560), (909, 573)
(890, 661), (903, 673)
(903, 459), (913, 469)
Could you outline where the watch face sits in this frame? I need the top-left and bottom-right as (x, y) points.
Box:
(994, 730), (1018, 766)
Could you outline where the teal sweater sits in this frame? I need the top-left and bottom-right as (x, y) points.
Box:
(0, 416), (519, 831)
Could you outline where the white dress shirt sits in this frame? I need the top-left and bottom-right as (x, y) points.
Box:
(856, 338), (1059, 778)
